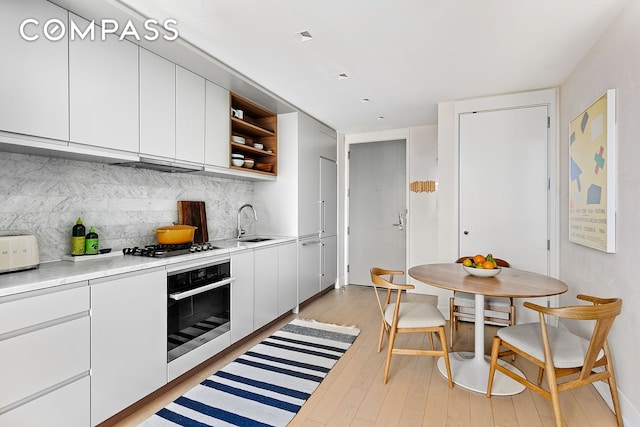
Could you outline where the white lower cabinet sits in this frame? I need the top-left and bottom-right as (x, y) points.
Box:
(90, 268), (167, 426)
(254, 245), (278, 329)
(232, 242), (298, 343)
(231, 249), (255, 343)
(0, 282), (90, 426)
(321, 235), (337, 290)
(278, 242), (298, 315)
(298, 237), (321, 303)
(0, 376), (90, 427)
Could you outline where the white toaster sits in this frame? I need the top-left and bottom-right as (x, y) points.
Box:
(0, 235), (40, 273)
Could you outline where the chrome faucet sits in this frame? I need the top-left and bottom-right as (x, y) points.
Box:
(237, 204), (257, 238)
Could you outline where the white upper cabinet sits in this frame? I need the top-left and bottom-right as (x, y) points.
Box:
(139, 48), (176, 159)
(297, 112), (321, 236)
(0, 0), (69, 141)
(175, 66), (205, 164)
(205, 81), (230, 168)
(69, 15), (139, 153)
(319, 125), (337, 161)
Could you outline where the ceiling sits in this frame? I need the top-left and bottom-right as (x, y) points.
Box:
(60, 0), (629, 134)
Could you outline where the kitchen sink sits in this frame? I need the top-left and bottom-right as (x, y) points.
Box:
(239, 237), (273, 242)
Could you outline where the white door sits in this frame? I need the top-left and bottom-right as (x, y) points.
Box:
(459, 106), (550, 323)
(349, 140), (406, 286)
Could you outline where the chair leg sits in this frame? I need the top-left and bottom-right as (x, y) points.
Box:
(428, 332), (435, 350)
(449, 297), (455, 350)
(383, 327), (397, 384)
(438, 326), (453, 388)
(486, 336), (502, 397)
(377, 320), (386, 353)
(544, 360), (563, 427)
(603, 343), (623, 427)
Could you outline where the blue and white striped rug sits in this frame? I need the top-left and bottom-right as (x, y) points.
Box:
(141, 318), (360, 427)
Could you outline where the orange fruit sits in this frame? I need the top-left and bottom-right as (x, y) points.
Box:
(473, 254), (486, 265)
(482, 260), (496, 269)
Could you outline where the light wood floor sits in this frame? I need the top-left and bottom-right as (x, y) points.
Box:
(106, 285), (619, 427)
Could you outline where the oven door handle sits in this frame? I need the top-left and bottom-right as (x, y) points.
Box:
(169, 277), (235, 301)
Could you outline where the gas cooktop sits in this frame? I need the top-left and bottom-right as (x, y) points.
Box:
(122, 242), (220, 257)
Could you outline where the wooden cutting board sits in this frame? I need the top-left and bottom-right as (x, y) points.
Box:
(177, 201), (208, 243)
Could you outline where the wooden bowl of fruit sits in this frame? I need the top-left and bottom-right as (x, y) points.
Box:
(461, 254), (502, 277)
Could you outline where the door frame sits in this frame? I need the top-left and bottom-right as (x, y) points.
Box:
(343, 129), (411, 287)
(432, 88), (558, 314)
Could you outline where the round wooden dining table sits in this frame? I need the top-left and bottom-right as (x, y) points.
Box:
(409, 263), (568, 395)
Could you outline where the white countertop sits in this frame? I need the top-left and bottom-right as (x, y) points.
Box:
(0, 236), (296, 298)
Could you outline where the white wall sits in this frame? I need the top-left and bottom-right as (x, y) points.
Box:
(559, 1), (640, 424)
(406, 126), (441, 294)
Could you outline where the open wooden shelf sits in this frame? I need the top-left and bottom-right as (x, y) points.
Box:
(230, 93), (277, 176)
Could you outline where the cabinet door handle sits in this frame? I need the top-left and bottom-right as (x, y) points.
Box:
(302, 240), (321, 246)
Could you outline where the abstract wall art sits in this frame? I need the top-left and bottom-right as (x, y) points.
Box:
(569, 89), (616, 253)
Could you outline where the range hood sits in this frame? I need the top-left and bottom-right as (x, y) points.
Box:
(114, 157), (204, 173)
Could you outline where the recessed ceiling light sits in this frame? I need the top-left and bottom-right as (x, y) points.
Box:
(296, 30), (313, 42)
(337, 73), (349, 80)
(377, 116), (384, 120)
(360, 98), (370, 103)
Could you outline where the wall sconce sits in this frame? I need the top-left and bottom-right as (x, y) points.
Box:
(410, 180), (437, 193)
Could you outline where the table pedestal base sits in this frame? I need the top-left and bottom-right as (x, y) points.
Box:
(437, 352), (525, 396)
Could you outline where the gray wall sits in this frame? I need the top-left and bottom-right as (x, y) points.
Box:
(0, 152), (254, 261)
(559, 0), (640, 423)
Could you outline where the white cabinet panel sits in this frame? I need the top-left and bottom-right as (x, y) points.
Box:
(90, 268), (166, 426)
(0, 376), (90, 427)
(297, 113), (321, 236)
(205, 81), (230, 168)
(319, 127), (337, 161)
(0, 316), (89, 410)
(231, 250), (254, 343)
(320, 158), (337, 238)
(321, 235), (337, 290)
(140, 48), (176, 159)
(254, 245), (278, 329)
(176, 66), (205, 164)
(278, 242), (298, 315)
(69, 15), (139, 152)
(0, 284), (88, 335)
(0, 0), (69, 141)
(298, 237), (321, 303)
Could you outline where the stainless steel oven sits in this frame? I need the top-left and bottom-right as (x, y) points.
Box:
(167, 259), (232, 362)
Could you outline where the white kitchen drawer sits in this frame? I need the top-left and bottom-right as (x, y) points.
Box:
(0, 376), (90, 427)
(0, 283), (89, 335)
(0, 316), (90, 409)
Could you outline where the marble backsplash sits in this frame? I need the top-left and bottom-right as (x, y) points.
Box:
(0, 152), (255, 262)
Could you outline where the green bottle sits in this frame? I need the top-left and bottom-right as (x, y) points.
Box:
(85, 226), (99, 255)
(71, 217), (86, 256)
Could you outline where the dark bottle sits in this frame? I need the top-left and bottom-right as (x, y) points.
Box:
(85, 226), (99, 255)
(71, 217), (86, 256)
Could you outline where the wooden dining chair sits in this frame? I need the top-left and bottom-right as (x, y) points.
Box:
(487, 294), (623, 427)
(370, 267), (453, 386)
(449, 256), (515, 349)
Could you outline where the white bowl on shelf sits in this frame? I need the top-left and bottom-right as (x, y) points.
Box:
(243, 158), (255, 168)
(231, 159), (244, 167)
(463, 265), (502, 277)
(231, 153), (244, 159)
(231, 135), (245, 144)
(253, 142), (264, 150)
